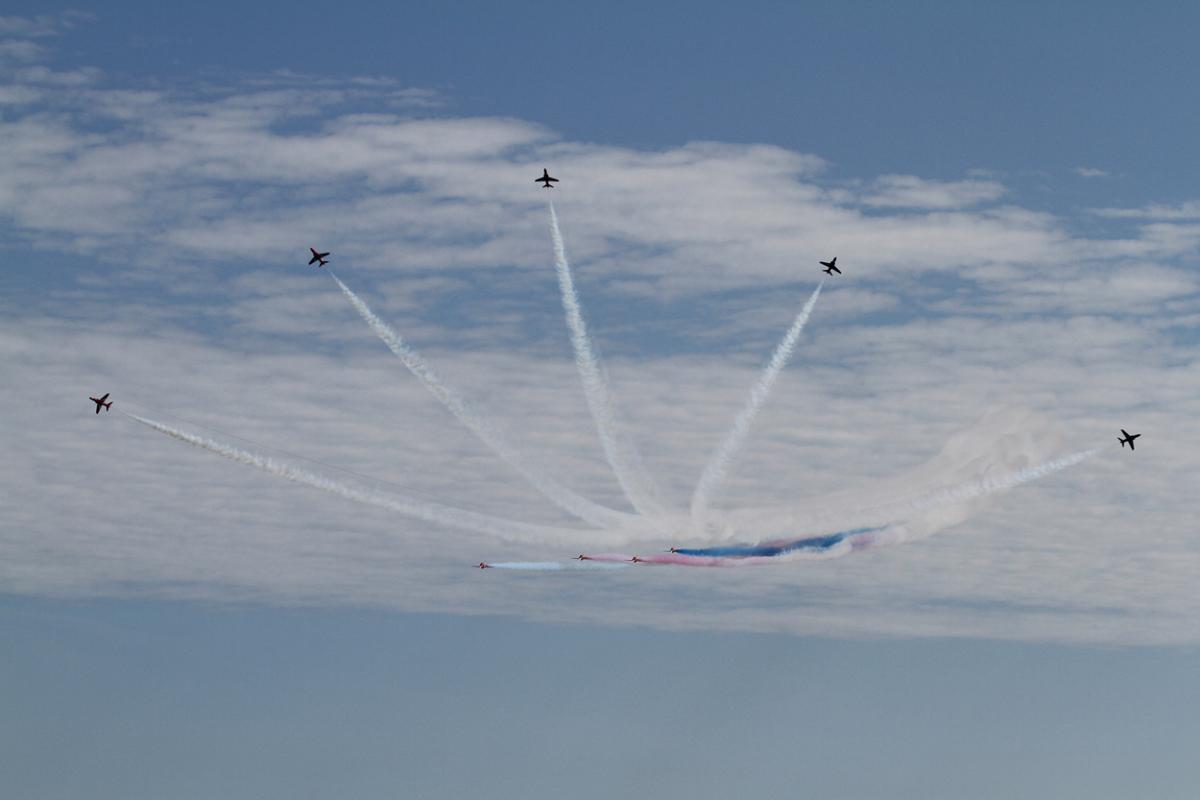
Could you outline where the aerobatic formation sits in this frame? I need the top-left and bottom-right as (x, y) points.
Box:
(93, 168), (1138, 573)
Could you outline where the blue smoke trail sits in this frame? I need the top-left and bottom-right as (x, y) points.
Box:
(672, 526), (888, 558)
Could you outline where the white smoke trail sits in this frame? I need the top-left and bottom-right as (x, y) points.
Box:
(548, 204), (664, 517)
(724, 446), (1104, 544)
(330, 273), (633, 530)
(124, 412), (608, 546)
(825, 450), (1103, 550)
(689, 282), (824, 528)
(903, 447), (1103, 515)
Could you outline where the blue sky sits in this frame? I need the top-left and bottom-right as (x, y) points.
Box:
(3, 3), (1200, 798)
(10, 0), (1200, 195)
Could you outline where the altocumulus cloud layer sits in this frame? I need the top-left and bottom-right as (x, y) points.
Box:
(2, 18), (1200, 644)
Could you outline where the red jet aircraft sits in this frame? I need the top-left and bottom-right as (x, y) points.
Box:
(308, 247), (330, 267)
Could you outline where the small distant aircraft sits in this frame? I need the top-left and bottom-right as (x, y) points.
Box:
(89, 393), (112, 414)
(478, 562), (492, 569)
(308, 247), (330, 267)
(1118, 429), (1141, 450)
(575, 554), (590, 561)
(667, 546), (679, 553)
(820, 257), (841, 275)
(630, 555), (643, 563)
(535, 168), (558, 188)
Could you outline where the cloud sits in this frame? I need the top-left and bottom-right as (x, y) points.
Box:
(0, 84), (40, 105)
(0, 12), (91, 65)
(14, 65), (102, 86)
(1075, 166), (1108, 178)
(0, 14), (79, 38)
(3, 306), (1199, 645)
(859, 174), (1006, 209)
(2, 54), (1199, 645)
(0, 39), (47, 64)
(4, 60), (1195, 314)
(1091, 201), (1200, 220)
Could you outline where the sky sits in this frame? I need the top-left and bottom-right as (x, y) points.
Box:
(3, 3), (1200, 798)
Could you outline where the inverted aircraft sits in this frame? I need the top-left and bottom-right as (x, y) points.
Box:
(820, 257), (841, 275)
(1118, 429), (1141, 450)
(89, 393), (112, 414)
(308, 247), (330, 267)
(535, 168), (558, 188)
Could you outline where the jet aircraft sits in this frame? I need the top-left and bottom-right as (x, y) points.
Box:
(478, 561), (492, 569)
(575, 554), (590, 561)
(535, 168), (558, 188)
(89, 393), (112, 414)
(308, 247), (330, 267)
(820, 257), (841, 275)
(1119, 429), (1141, 450)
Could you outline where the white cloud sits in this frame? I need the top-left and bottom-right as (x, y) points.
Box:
(14, 65), (101, 86)
(0, 39), (47, 64)
(3, 304), (1198, 645)
(1092, 201), (1200, 220)
(0, 84), (40, 104)
(2, 60), (1199, 645)
(860, 174), (1006, 209)
(1075, 166), (1108, 178)
(4, 66), (1195, 314)
(0, 18), (56, 38)
(0, 13), (90, 38)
